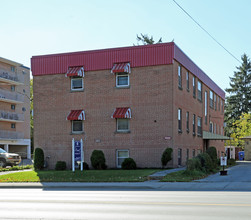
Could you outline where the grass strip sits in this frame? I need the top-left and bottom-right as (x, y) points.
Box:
(161, 170), (209, 182)
(0, 169), (161, 182)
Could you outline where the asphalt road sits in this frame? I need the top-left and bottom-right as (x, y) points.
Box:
(0, 189), (251, 220)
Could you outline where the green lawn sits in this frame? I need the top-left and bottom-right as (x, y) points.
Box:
(0, 169), (161, 182)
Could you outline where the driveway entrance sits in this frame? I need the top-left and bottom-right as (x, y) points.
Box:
(197, 161), (251, 182)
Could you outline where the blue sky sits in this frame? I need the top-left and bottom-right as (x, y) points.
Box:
(1, 0), (250, 93)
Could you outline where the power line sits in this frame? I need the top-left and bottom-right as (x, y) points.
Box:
(172, 0), (242, 64)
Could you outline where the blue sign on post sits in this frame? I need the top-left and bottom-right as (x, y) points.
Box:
(74, 141), (81, 162)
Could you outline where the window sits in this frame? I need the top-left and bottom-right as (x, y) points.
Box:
(186, 111), (189, 132)
(72, 120), (83, 133)
(193, 76), (196, 98)
(117, 119), (129, 132)
(218, 96), (220, 111)
(11, 104), (15, 110)
(71, 77), (83, 91)
(210, 121), (213, 133)
(11, 66), (15, 72)
(116, 73), (129, 87)
(11, 123), (15, 129)
(209, 91), (213, 108)
(186, 71), (189, 91)
(117, 150), (129, 168)
(197, 116), (202, 137)
(215, 123), (217, 134)
(11, 85), (15, 91)
(186, 149), (189, 162)
(221, 99), (224, 114)
(205, 91), (207, 124)
(178, 65), (182, 89)
(193, 114), (196, 135)
(178, 148), (182, 166)
(178, 108), (182, 133)
(214, 94), (217, 110)
(197, 149), (202, 155)
(197, 81), (202, 101)
(192, 149), (196, 158)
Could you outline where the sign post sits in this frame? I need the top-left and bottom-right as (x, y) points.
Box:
(220, 156), (227, 175)
(72, 138), (84, 172)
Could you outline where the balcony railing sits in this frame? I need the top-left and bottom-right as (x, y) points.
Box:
(0, 88), (24, 103)
(0, 71), (24, 84)
(0, 111), (24, 122)
(0, 130), (24, 139)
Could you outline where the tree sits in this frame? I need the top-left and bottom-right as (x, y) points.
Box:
(225, 113), (251, 147)
(135, 33), (162, 45)
(224, 54), (251, 137)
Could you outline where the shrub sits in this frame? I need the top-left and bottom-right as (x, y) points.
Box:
(34, 148), (44, 170)
(228, 158), (236, 166)
(206, 146), (218, 168)
(186, 157), (202, 171)
(121, 158), (137, 170)
(161, 148), (173, 167)
(90, 150), (107, 170)
(55, 161), (67, 170)
(197, 153), (214, 172)
(83, 162), (89, 170)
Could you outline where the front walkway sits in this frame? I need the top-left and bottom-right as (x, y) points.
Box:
(148, 167), (186, 180)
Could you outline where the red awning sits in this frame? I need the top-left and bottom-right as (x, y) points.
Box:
(65, 66), (84, 77)
(111, 62), (131, 74)
(67, 110), (85, 120)
(112, 107), (131, 119)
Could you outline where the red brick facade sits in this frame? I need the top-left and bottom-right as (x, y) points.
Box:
(32, 43), (225, 169)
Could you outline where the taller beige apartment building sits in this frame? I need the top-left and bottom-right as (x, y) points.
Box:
(0, 57), (31, 158)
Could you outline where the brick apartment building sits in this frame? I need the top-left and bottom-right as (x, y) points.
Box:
(0, 57), (31, 158)
(31, 42), (228, 169)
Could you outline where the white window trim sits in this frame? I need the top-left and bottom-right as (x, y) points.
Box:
(116, 73), (129, 88)
(116, 118), (130, 132)
(71, 77), (84, 91)
(72, 120), (83, 134)
(116, 149), (129, 168)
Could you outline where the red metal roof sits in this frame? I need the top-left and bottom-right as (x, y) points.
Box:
(31, 42), (225, 99)
(111, 62), (131, 74)
(112, 107), (131, 119)
(65, 66), (84, 77)
(67, 110), (85, 120)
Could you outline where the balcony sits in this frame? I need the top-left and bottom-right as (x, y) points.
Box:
(0, 71), (24, 85)
(0, 111), (24, 122)
(0, 130), (24, 140)
(0, 88), (24, 104)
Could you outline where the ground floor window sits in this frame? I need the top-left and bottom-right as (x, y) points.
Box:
(186, 149), (189, 161)
(72, 120), (83, 133)
(116, 150), (129, 168)
(178, 148), (182, 166)
(192, 149), (196, 158)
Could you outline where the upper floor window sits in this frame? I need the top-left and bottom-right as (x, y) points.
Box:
(205, 91), (207, 124)
(186, 71), (189, 91)
(71, 77), (83, 91)
(117, 119), (129, 132)
(72, 120), (83, 133)
(178, 65), (182, 89)
(193, 77), (196, 98)
(210, 121), (213, 133)
(197, 117), (202, 137)
(197, 81), (202, 101)
(11, 85), (15, 91)
(214, 94), (217, 110)
(178, 108), (182, 133)
(186, 111), (189, 132)
(116, 73), (129, 88)
(218, 96), (220, 111)
(11, 66), (15, 72)
(221, 99), (224, 114)
(192, 114), (196, 136)
(209, 90), (214, 108)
